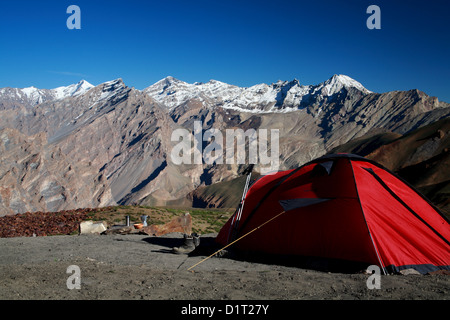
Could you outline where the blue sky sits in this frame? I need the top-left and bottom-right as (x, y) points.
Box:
(1, 0), (449, 101)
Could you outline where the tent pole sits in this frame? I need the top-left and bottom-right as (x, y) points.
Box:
(347, 159), (388, 275)
(369, 233), (388, 275)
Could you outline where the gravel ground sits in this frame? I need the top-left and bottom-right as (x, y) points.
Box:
(0, 233), (448, 301)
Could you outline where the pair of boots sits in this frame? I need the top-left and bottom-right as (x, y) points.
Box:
(172, 233), (200, 254)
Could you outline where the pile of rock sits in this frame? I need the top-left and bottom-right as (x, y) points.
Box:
(0, 208), (94, 238)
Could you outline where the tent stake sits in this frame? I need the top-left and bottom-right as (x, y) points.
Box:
(188, 210), (286, 271)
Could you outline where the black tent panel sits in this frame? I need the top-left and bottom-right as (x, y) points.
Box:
(279, 198), (332, 212)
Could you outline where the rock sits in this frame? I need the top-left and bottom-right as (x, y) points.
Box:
(79, 220), (107, 235)
(399, 268), (421, 275)
(0, 209), (89, 237)
(102, 225), (138, 235)
(141, 213), (192, 236)
(427, 270), (450, 275)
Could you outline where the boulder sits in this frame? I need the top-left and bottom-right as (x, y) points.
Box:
(101, 225), (138, 235)
(79, 220), (107, 235)
(399, 268), (421, 275)
(141, 213), (192, 236)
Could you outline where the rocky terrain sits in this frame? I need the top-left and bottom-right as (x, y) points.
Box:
(0, 75), (449, 215)
(1, 233), (449, 301)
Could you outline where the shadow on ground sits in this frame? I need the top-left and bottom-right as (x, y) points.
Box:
(147, 235), (374, 274)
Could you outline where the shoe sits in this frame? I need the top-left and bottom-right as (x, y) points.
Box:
(172, 235), (195, 254)
(192, 233), (200, 247)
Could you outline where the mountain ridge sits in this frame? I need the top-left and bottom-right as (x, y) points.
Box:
(3, 74), (448, 114)
(0, 74), (449, 214)
(143, 74), (373, 113)
(0, 74), (374, 112)
(0, 80), (94, 108)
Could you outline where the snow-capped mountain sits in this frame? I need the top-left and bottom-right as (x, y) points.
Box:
(0, 80), (94, 107)
(0, 73), (449, 215)
(51, 80), (94, 100)
(143, 74), (372, 113)
(143, 76), (243, 110)
(319, 74), (371, 96)
(1, 75), (369, 112)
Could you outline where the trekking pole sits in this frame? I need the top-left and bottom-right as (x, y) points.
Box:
(227, 165), (253, 242)
(188, 210), (286, 272)
(233, 173), (251, 229)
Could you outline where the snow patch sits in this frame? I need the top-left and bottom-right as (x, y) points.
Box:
(143, 74), (372, 113)
(51, 80), (94, 100)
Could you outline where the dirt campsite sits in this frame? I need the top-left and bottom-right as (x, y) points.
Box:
(0, 233), (449, 300)
(0, 206), (449, 301)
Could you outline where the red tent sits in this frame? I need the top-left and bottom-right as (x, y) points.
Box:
(216, 154), (450, 274)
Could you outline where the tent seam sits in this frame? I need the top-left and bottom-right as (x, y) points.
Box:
(362, 167), (450, 247)
(348, 159), (388, 275)
(321, 154), (449, 224)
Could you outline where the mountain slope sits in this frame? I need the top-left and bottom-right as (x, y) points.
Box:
(191, 118), (450, 216)
(0, 75), (449, 215)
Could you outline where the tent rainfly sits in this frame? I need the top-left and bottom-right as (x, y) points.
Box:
(216, 154), (450, 274)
